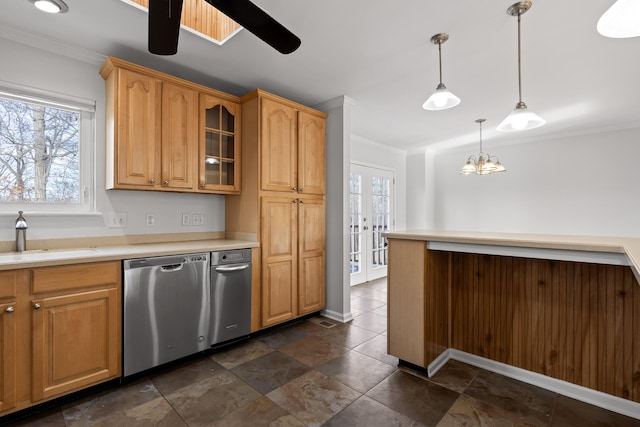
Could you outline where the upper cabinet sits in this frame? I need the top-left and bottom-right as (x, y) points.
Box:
(99, 57), (241, 194)
(161, 82), (198, 190)
(110, 67), (161, 189)
(199, 94), (241, 194)
(297, 111), (326, 195)
(258, 95), (326, 195)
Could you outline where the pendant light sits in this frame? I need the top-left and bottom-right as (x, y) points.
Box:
(597, 0), (640, 38)
(497, 1), (545, 132)
(460, 119), (506, 175)
(422, 33), (461, 111)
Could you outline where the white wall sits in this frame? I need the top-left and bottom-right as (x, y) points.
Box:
(405, 149), (436, 230)
(433, 127), (640, 238)
(350, 135), (407, 231)
(0, 37), (225, 242)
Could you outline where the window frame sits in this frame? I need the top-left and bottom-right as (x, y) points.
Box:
(0, 82), (96, 214)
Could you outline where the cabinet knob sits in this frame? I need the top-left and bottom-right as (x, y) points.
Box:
(299, 188), (304, 193)
(299, 199), (305, 204)
(163, 180), (169, 186)
(34, 303), (41, 310)
(150, 179), (156, 185)
(200, 183), (206, 188)
(5, 306), (14, 313)
(292, 199), (298, 204)
(292, 186), (297, 191)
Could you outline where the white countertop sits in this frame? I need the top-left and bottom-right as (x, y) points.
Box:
(0, 239), (259, 271)
(383, 230), (640, 282)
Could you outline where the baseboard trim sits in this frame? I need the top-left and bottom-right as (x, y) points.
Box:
(430, 349), (640, 421)
(427, 348), (453, 377)
(320, 309), (354, 323)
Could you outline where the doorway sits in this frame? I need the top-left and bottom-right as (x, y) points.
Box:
(349, 163), (394, 286)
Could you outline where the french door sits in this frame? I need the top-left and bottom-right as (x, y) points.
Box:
(349, 164), (394, 286)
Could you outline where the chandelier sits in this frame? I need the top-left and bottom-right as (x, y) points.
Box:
(460, 119), (506, 175)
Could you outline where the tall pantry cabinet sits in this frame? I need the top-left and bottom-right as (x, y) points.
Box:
(226, 90), (327, 330)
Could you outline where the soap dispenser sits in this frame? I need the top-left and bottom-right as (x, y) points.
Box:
(15, 210), (27, 252)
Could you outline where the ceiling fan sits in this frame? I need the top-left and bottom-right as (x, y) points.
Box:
(149, 0), (301, 55)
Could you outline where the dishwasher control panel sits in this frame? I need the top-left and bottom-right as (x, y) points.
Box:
(211, 248), (252, 266)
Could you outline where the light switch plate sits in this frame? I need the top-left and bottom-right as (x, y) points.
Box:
(182, 213), (191, 226)
(192, 213), (204, 226)
(108, 212), (127, 228)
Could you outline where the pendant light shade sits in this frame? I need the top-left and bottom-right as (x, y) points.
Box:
(597, 0), (640, 38)
(460, 119), (507, 176)
(498, 1), (545, 132)
(497, 101), (546, 131)
(423, 33), (460, 111)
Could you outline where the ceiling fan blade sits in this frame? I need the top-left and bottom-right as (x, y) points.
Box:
(149, 0), (184, 55)
(205, 0), (301, 54)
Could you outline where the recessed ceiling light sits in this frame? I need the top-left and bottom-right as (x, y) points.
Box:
(29, 0), (69, 14)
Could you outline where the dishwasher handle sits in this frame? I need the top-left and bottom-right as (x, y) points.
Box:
(161, 263), (184, 272)
(214, 264), (250, 273)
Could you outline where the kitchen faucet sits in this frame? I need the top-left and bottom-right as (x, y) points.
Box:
(15, 211), (27, 252)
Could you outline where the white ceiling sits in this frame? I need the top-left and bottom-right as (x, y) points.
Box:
(1, 0), (639, 152)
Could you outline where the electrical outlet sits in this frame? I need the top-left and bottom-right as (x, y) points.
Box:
(182, 213), (191, 226)
(145, 213), (155, 227)
(108, 212), (127, 228)
(192, 213), (204, 226)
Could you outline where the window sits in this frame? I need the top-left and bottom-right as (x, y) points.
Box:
(0, 84), (95, 212)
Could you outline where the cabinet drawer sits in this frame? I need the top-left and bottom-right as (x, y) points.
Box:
(0, 271), (18, 299)
(31, 262), (120, 294)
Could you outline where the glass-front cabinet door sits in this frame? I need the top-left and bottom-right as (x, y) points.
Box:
(199, 94), (240, 193)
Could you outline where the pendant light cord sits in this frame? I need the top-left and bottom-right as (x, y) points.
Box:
(438, 41), (443, 85)
(517, 13), (523, 104)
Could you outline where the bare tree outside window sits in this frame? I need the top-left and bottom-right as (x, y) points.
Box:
(0, 97), (80, 204)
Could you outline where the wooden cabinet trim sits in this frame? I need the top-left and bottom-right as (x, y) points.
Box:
(31, 262), (120, 294)
(0, 301), (16, 412)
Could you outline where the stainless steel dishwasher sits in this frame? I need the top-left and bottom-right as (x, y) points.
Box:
(123, 253), (210, 376)
(210, 249), (252, 345)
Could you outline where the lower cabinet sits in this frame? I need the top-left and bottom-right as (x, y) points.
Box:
(260, 196), (326, 327)
(0, 262), (121, 417)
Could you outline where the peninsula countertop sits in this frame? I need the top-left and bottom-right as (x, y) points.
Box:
(382, 230), (640, 281)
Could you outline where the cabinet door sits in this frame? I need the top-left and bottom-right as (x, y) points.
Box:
(0, 301), (16, 412)
(297, 112), (326, 196)
(261, 98), (297, 193)
(298, 197), (326, 314)
(31, 287), (120, 401)
(261, 197), (298, 326)
(161, 82), (197, 190)
(116, 68), (161, 187)
(199, 94), (241, 193)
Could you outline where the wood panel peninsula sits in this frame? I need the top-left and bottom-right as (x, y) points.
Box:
(384, 230), (640, 417)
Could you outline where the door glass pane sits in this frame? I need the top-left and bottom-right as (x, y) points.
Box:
(349, 172), (362, 275)
(221, 106), (234, 132)
(205, 161), (220, 185)
(205, 131), (220, 157)
(221, 161), (234, 186)
(221, 134), (234, 158)
(206, 105), (220, 129)
(371, 175), (390, 270)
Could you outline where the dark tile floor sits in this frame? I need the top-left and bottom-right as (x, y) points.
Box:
(5, 277), (640, 426)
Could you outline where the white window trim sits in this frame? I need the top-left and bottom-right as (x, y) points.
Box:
(0, 81), (96, 214)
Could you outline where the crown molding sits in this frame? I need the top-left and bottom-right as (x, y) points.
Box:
(0, 23), (105, 66)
